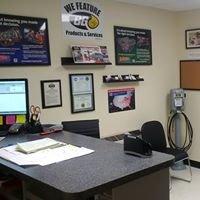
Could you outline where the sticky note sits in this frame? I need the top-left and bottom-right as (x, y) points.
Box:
(0, 116), (3, 125)
(6, 115), (15, 125)
(16, 115), (26, 124)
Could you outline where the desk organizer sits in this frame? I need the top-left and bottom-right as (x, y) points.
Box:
(24, 122), (43, 134)
(103, 74), (144, 83)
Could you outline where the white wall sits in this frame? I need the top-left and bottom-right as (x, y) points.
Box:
(0, 0), (179, 138)
(177, 10), (200, 161)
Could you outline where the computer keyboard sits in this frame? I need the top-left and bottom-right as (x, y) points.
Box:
(16, 138), (66, 154)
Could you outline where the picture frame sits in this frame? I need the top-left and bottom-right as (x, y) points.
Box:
(114, 26), (152, 65)
(185, 28), (200, 49)
(0, 14), (51, 66)
(108, 88), (135, 113)
(40, 80), (62, 109)
(69, 73), (95, 113)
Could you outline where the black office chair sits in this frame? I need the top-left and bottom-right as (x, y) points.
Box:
(141, 120), (192, 182)
(62, 119), (100, 138)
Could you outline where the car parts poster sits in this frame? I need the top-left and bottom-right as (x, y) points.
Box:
(114, 26), (152, 65)
(0, 14), (51, 66)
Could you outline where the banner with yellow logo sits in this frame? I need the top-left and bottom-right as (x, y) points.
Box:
(61, 0), (104, 39)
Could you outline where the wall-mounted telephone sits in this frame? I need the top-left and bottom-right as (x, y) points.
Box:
(170, 88), (186, 111)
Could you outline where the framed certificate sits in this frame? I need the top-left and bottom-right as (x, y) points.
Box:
(69, 73), (95, 113)
(41, 80), (62, 108)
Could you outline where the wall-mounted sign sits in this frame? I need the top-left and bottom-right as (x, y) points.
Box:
(108, 88), (135, 113)
(61, 0), (103, 39)
(0, 14), (51, 66)
(114, 26), (152, 65)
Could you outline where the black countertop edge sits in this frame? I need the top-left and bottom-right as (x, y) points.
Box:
(67, 158), (171, 199)
(75, 159), (174, 199)
(0, 157), (173, 199)
(0, 133), (174, 200)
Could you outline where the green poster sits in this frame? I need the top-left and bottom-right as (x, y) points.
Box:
(114, 26), (152, 65)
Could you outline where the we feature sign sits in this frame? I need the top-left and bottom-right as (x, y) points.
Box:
(61, 0), (104, 39)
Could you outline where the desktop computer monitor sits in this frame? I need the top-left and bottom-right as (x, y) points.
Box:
(0, 79), (29, 131)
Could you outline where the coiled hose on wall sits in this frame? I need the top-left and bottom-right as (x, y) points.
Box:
(167, 111), (193, 152)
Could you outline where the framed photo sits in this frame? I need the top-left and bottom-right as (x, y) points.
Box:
(185, 29), (200, 49)
(114, 26), (152, 65)
(69, 73), (95, 113)
(0, 14), (51, 66)
(108, 88), (135, 113)
(41, 80), (62, 109)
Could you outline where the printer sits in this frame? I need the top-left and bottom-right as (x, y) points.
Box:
(124, 133), (152, 158)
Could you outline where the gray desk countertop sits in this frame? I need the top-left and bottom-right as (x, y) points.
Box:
(0, 131), (174, 199)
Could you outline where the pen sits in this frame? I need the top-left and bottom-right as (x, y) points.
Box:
(40, 129), (62, 135)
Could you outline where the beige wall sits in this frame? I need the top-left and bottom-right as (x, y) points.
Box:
(0, 0), (179, 138)
(177, 10), (200, 161)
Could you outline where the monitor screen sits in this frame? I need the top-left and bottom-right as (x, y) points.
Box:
(0, 79), (29, 130)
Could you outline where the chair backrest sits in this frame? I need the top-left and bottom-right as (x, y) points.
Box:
(62, 119), (100, 138)
(141, 120), (167, 151)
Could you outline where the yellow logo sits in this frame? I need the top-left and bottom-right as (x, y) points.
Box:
(88, 15), (99, 29)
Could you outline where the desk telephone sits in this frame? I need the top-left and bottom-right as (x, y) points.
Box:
(124, 134), (152, 158)
(8, 123), (23, 134)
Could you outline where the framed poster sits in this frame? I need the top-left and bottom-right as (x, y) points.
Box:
(69, 73), (95, 113)
(114, 26), (152, 65)
(0, 14), (51, 66)
(185, 28), (200, 49)
(108, 88), (135, 113)
(41, 80), (62, 109)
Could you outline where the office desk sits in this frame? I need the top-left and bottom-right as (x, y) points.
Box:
(0, 131), (174, 200)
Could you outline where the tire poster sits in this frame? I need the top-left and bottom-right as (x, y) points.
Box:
(114, 26), (152, 65)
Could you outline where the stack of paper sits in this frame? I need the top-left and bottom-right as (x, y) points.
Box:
(16, 138), (65, 154)
(0, 138), (94, 166)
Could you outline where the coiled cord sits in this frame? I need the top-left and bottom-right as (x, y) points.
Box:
(167, 111), (193, 152)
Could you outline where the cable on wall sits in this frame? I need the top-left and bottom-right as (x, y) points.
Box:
(167, 111), (193, 152)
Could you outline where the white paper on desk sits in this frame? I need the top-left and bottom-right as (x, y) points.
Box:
(0, 145), (41, 165)
(0, 137), (5, 142)
(0, 148), (40, 165)
(0, 144), (94, 166)
(33, 145), (94, 166)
